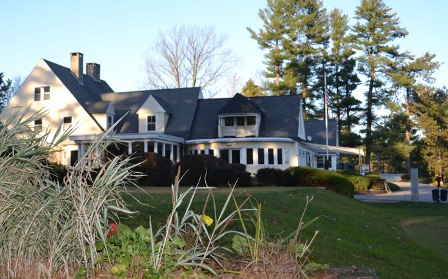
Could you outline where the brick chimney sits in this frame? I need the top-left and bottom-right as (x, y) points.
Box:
(70, 52), (84, 84)
(86, 63), (101, 82)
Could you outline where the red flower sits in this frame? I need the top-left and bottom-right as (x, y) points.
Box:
(108, 223), (118, 237)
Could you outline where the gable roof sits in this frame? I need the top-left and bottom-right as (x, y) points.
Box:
(218, 93), (263, 115)
(44, 59), (113, 107)
(304, 119), (338, 146)
(189, 94), (301, 140)
(86, 101), (113, 114)
(100, 87), (201, 138)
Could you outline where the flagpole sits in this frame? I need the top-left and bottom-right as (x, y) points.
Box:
(324, 72), (329, 162)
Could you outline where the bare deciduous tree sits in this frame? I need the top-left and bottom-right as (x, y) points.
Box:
(143, 25), (240, 97)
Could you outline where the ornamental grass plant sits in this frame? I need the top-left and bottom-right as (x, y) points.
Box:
(0, 109), (139, 278)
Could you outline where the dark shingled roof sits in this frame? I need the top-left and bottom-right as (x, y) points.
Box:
(218, 93), (263, 114)
(304, 119), (338, 146)
(44, 59), (114, 108)
(86, 101), (112, 114)
(100, 88), (201, 138)
(189, 94), (301, 140)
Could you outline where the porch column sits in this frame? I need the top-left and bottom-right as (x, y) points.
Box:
(162, 143), (166, 157)
(254, 148), (259, 165)
(241, 147), (247, 165)
(273, 148), (278, 166)
(144, 141), (148, 153)
(78, 144), (83, 160)
(176, 145), (180, 162)
(128, 142), (132, 155)
(154, 141), (158, 154)
(170, 144), (174, 161)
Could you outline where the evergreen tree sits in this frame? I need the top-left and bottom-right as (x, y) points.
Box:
(0, 73), (12, 112)
(247, 0), (289, 95)
(352, 0), (408, 165)
(248, 0), (329, 117)
(390, 52), (440, 175)
(241, 79), (266, 97)
(412, 86), (448, 178)
(327, 8), (362, 147)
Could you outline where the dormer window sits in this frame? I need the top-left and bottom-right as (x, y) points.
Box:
(147, 115), (156, 131)
(224, 117), (234, 126)
(218, 114), (261, 137)
(247, 116), (256, 126)
(34, 86), (50, 101)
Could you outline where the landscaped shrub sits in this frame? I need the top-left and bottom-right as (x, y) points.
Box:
(131, 152), (173, 186)
(47, 161), (68, 185)
(256, 168), (293, 186)
(173, 155), (251, 187)
(173, 154), (227, 186)
(212, 164), (252, 187)
(288, 167), (355, 197)
(335, 170), (371, 191)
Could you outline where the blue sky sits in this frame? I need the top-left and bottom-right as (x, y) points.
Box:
(2, 0), (447, 97)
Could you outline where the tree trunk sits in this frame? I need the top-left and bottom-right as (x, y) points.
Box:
(405, 88), (411, 176)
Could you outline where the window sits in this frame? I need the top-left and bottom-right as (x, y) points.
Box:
(107, 115), (114, 129)
(147, 115), (156, 131)
(220, 149), (229, 163)
(224, 117), (234, 126)
(268, 148), (274, 164)
(246, 148), (253, 164)
(43, 86), (50, 100)
(63, 116), (72, 131)
(247, 116), (256, 126)
(34, 118), (42, 132)
(236, 117), (245, 126)
(232, 149), (240, 164)
(317, 156), (324, 169)
(34, 88), (41, 101)
(209, 149), (214, 156)
(34, 86), (50, 101)
(258, 148), (264, 164)
(277, 148), (283, 165)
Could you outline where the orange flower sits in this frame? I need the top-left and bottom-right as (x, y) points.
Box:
(108, 223), (118, 237)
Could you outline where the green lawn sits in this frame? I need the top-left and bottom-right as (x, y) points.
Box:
(120, 187), (448, 278)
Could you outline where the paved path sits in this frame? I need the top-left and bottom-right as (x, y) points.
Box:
(354, 174), (446, 203)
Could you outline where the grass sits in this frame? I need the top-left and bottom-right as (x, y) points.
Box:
(121, 186), (448, 278)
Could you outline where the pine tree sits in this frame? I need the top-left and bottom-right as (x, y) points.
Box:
(241, 79), (266, 97)
(352, 0), (408, 165)
(247, 0), (289, 95)
(327, 8), (362, 147)
(390, 52), (440, 175)
(0, 73), (12, 112)
(412, 86), (448, 178)
(248, 0), (329, 117)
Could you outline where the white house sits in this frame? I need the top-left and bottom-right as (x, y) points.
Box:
(5, 52), (363, 172)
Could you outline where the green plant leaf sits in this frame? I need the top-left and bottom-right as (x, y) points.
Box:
(172, 236), (186, 248)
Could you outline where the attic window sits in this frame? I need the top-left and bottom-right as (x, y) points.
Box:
(34, 86), (50, 101)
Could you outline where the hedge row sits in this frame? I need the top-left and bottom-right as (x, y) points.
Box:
(173, 154), (251, 187)
(256, 167), (354, 197)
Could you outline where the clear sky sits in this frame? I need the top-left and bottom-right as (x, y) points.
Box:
(2, 0), (447, 97)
